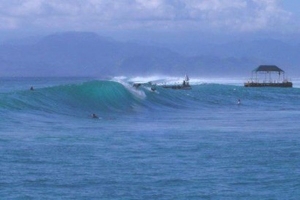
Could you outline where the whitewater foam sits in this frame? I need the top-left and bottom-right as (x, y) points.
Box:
(112, 79), (146, 99)
(113, 75), (247, 86)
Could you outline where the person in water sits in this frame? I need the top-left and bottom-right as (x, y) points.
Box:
(133, 83), (141, 89)
(91, 113), (99, 119)
(30, 86), (34, 91)
(237, 99), (241, 105)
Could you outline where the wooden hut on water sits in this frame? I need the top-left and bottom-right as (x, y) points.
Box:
(244, 65), (292, 87)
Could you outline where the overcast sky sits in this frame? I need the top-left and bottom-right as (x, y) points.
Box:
(0, 0), (299, 41)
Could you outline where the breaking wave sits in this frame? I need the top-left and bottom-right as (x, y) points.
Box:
(0, 77), (298, 118)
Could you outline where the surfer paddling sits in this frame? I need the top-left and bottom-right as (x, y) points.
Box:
(91, 113), (99, 119)
(133, 83), (141, 89)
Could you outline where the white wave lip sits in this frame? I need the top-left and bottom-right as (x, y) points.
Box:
(112, 78), (146, 99)
(112, 75), (247, 86)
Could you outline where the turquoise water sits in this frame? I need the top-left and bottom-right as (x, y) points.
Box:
(0, 77), (300, 199)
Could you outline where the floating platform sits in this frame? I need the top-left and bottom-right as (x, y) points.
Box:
(244, 65), (293, 88)
(244, 82), (292, 87)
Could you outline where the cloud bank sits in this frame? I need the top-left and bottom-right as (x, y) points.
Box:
(0, 0), (292, 33)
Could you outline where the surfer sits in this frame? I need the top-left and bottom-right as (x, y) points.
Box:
(150, 83), (156, 92)
(133, 83), (141, 89)
(237, 99), (241, 105)
(30, 86), (34, 91)
(91, 113), (99, 119)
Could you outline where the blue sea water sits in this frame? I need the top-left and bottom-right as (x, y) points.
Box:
(0, 77), (300, 199)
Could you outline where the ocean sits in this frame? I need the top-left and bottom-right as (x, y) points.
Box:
(0, 76), (300, 199)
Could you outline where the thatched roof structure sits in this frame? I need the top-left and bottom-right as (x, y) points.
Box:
(253, 65), (284, 73)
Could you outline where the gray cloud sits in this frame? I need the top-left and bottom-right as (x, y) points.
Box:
(0, 0), (293, 32)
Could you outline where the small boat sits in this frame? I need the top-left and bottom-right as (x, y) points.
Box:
(162, 75), (191, 90)
(162, 85), (191, 90)
(244, 65), (292, 88)
(132, 75), (191, 90)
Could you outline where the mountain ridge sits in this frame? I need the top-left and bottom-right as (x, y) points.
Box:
(0, 31), (298, 77)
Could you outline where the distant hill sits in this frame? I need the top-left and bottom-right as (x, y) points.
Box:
(0, 31), (298, 77)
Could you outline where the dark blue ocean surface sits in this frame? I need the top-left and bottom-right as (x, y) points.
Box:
(0, 77), (300, 199)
